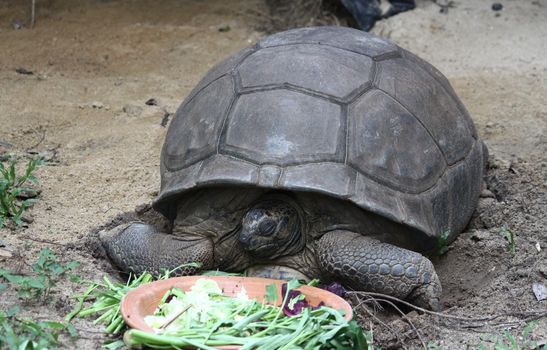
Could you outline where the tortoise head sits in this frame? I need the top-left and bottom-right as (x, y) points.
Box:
(238, 194), (305, 259)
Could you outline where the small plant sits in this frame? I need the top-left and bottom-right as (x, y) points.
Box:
(0, 248), (79, 299)
(478, 321), (544, 350)
(435, 230), (451, 256)
(0, 306), (77, 350)
(498, 225), (516, 253)
(0, 156), (43, 228)
(363, 330), (380, 350)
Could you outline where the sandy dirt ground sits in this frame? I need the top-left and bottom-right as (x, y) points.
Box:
(0, 0), (545, 349)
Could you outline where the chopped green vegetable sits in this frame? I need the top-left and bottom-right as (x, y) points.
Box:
(265, 283), (278, 304)
(68, 263), (201, 335)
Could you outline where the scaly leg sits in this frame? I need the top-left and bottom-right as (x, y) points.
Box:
(99, 222), (214, 276)
(316, 230), (441, 310)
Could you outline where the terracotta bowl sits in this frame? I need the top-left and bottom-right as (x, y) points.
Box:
(121, 275), (353, 349)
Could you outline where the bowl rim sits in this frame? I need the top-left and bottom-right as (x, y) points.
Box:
(121, 275), (353, 335)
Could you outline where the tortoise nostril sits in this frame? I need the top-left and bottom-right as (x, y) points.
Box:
(238, 232), (252, 246)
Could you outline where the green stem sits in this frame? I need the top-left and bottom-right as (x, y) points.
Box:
(125, 329), (218, 350)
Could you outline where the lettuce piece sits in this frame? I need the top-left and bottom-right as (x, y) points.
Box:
(190, 279), (223, 295)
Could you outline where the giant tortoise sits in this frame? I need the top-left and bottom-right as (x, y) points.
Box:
(100, 26), (486, 310)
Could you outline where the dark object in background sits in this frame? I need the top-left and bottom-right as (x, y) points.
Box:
(491, 3), (503, 11)
(435, 1), (456, 14)
(12, 20), (25, 30)
(15, 67), (33, 75)
(160, 112), (171, 127)
(262, 0), (352, 34)
(341, 0), (415, 31)
(145, 98), (158, 106)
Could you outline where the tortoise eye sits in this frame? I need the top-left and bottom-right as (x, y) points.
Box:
(258, 219), (277, 236)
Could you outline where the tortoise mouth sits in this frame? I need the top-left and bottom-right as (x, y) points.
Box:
(238, 231), (278, 257)
(242, 242), (277, 257)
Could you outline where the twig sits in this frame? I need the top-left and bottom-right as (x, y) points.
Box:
(349, 291), (511, 321)
(25, 127), (46, 151)
(0, 140), (13, 148)
(347, 291), (547, 328)
(31, 0), (36, 29)
(160, 304), (192, 330)
(20, 235), (67, 246)
(350, 294), (409, 350)
(236, 7), (276, 22)
(371, 297), (427, 349)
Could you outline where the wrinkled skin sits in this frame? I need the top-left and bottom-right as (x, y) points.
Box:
(100, 187), (441, 310)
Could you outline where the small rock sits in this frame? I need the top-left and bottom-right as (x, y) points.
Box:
(491, 3), (503, 11)
(145, 98), (158, 106)
(477, 197), (496, 210)
(135, 203), (150, 214)
(489, 156), (511, 169)
(471, 230), (490, 242)
(480, 188), (496, 198)
(20, 212), (34, 224)
(0, 240), (16, 258)
(12, 20), (24, 30)
(123, 104), (143, 117)
(38, 149), (59, 164)
(532, 283), (547, 301)
(15, 67), (33, 75)
(406, 310), (419, 318)
(17, 188), (41, 199)
(0, 248), (13, 258)
(218, 25), (231, 32)
(92, 101), (104, 109)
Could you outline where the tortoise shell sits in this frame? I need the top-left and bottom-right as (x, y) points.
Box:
(154, 26), (485, 249)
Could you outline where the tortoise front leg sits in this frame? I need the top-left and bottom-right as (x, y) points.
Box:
(316, 230), (441, 311)
(99, 222), (214, 276)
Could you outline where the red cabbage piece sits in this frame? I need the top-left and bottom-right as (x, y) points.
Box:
(319, 281), (347, 298)
(281, 283), (309, 316)
(280, 281), (347, 317)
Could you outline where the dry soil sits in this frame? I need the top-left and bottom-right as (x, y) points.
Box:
(0, 0), (545, 349)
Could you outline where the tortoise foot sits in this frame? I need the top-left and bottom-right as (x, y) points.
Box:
(99, 222), (213, 276)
